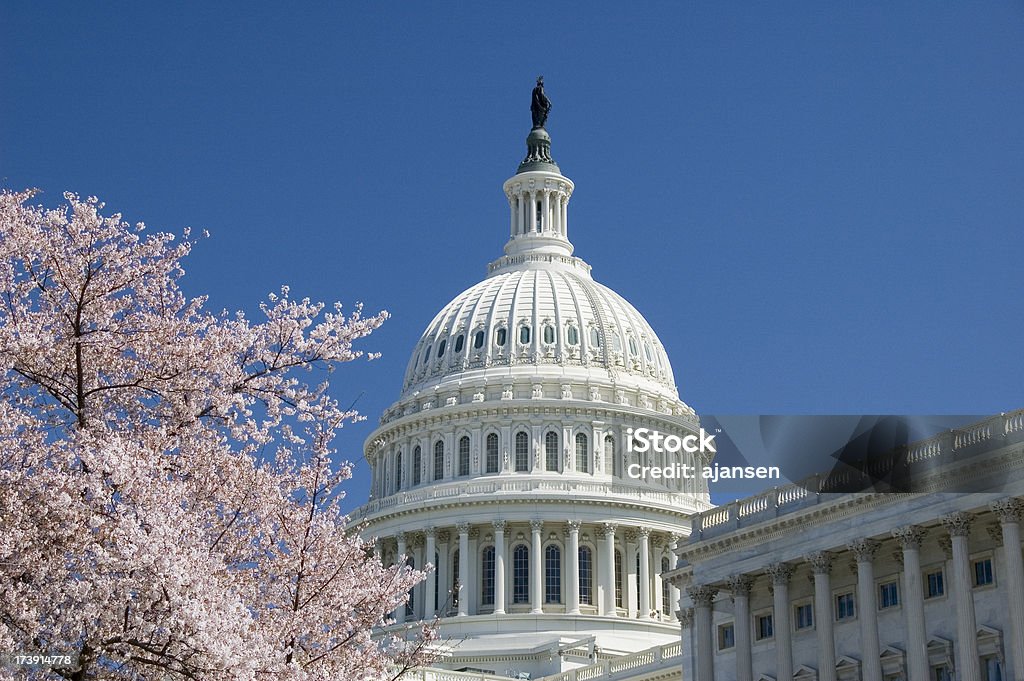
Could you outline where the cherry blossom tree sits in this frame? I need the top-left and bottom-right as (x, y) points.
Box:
(0, 190), (432, 680)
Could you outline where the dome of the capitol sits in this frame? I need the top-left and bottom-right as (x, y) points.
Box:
(359, 79), (711, 680)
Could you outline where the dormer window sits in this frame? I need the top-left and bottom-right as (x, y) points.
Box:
(519, 325), (531, 345)
(454, 334), (465, 353)
(474, 330), (485, 349)
(437, 339), (446, 357)
(423, 345), (432, 364)
(543, 325), (555, 344)
(644, 342), (653, 362)
(589, 327), (601, 347)
(628, 337), (638, 356)
(567, 326), (579, 346)
(495, 327), (507, 347)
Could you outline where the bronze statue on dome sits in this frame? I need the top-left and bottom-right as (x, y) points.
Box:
(531, 76), (551, 129)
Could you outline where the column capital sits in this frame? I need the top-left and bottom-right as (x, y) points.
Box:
(986, 524), (1004, 546)
(424, 526), (437, 539)
(849, 538), (881, 563)
(687, 584), (719, 608)
(767, 562), (796, 585)
(395, 530), (407, 543)
(530, 519), (544, 533)
(566, 520), (582, 534)
(679, 607), (695, 628)
(624, 528), (640, 542)
(456, 522), (470, 535)
(806, 551), (833, 575)
(941, 511), (972, 537)
(437, 529), (451, 544)
(492, 519), (506, 533)
(992, 497), (1024, 524)
(637, 526), (652, 539)
(597, 522), (618, 539)
(727, 574), (755, 597)
(892, 525), (926, 549)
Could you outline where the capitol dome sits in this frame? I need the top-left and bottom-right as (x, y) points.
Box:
(360, 82), (711, 680)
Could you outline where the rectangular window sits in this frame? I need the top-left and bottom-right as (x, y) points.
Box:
(973, 558), (994, 587)
(794, 603), (814, 630)
(755, 614), (774, 641)
(717, 623), (735, 650)
(835, 592), (855, 621)
(926, 570), (945, 598)
(982, 655), (1003, 681)
(879, 580), (899, 609)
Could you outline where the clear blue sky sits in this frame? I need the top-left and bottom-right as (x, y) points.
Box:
(3, 2), (1022, 510)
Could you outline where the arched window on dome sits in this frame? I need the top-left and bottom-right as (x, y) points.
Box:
(454, 334), (464, 354)
(611, 332), (622, 353)
(423, 345), (431, 365)
(395, 450), (403, 492)
(545, 431), (559, 472)
(579, 546), (593, 605)
(589, 327), (601, 348)
(566, 325), (579, 346)
(628, 336), (639, 356)
(604, 435), (616, 478)
(545, 544), (561, 604)
(661, 556), (671, 616)
(576, 433), (589, 473)
(458, 436), (470, 477)
(543, 324), (555, 344)
(433, 441), (444, 481)
(514, 431), (530, 472)
(485, 433), (499, 474)
(495, 327), (507, 347)
(413, 446), (422, 485)
(644, 342), (654, 363)
(437, 339), (446, 358)
(614, 549), (623, 608)
(513, 544), (530, 603)
(519, 325), (531, 345)
(452, 548), (460, 610)
(481, 545), (495, 606)
(474, 330), (485, 350)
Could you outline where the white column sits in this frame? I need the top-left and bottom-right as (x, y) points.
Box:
(552, 193), (562, 235)
(567, 521), (581, 614)
(424, 527), (437, 619)
(395, 532), (408, 624)
(809, 552), (836, 681)
(602, 523), (617, 616)
(531, 520), (544, 613)
(768, 562), (795, 681)
(638, 528), (652, 619)
(541, 189), (550, 233)
(893, 526), (928, 681)
(688, 585), (718, 681)
(516, 193), (525, 235)
(493, 520), (506, 615)
(457, 522), (470, 617)
(669, 534), (682, 620)
(943, 513), (981, 681)
(561, 191), (568, 236)
(851, 540), (882, 681)
(729, 574), (754, 681)
(993, 499), (1024, 681)
(509, 195), (516, 238)
(529, 190), (537, 233)
(680, 607), (696, 681)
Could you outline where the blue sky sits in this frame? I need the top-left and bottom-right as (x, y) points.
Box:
(2, 2), (1022, 509)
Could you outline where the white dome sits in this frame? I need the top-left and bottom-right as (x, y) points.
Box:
(401, 262), (679, 400)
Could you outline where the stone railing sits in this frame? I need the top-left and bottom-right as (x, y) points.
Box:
(356, 478), (710, 520)
(536, 641), (682, 681)
(399, 669), (517, 681)
(691, 410), (1024, 540)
